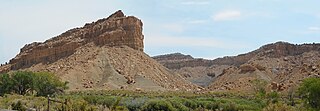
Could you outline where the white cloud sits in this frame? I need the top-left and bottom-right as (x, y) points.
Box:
(181, 1), (210, 5)
(212, 10), (242, 21)
(308, 26), (320, 32)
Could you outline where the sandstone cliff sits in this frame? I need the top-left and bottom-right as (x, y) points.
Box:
(9, 10), (144, 70)
(155, 42), (320, 70)
(0, 10), (199, 91)
(155, 42), (320, 91)
(208, 42), (320, 92)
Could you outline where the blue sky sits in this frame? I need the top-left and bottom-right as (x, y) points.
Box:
(1, 0), (320, 64)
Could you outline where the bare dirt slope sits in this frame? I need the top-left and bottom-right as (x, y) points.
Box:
(0, 10), (200, 91)
(208, 46), (320, 92)
(25, 44), (199, 91)
(154, 42), (320, 92)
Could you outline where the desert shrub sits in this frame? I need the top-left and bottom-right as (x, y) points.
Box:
(11, 100), (27, 111)
(262, 102), (295, 111)
(83, 95), (100, 105)
(287, 86), (296, 106)
(234, 98), (266, 110)
(220, 102), (238, 111)
(141, 99), (176, 111)
(110, 97), (123, 110)
(298, 77), (320, 109)
(266, 92), (280, 104)
(114, 106), (129, 111)
(251, 79), (267, 98)
(168, 98), (189, 111)
(67, 99), (97, 111)
(122, 97), (147, 111)
(196, 101), (209, 108)
(182, 98), (197, 109)
(205, 101), (220, 110)
(99, 96), (117, 108)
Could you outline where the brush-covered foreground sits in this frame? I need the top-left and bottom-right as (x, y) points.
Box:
(0, 90), (311, 111)
(1, 71), (319, 110)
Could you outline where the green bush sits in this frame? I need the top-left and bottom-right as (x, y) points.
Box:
(266, 92), (280, 104)
(11, 100), (27, 111)
(141, 99), (176, 111)
(0, 73), (14, 96)
(67, 99), (97, 111)
(262, 102), (295, 111)
(251, 79), (267, 98)
(122, 97), (147, 111)
(32, 72), (68, 96)
(168, 98), (189, 111)
(220, 102), (238, 111)
(0, 71), (68, 96)
(12, 71), (34, 95)
(99, 96), (117, 108)
(83, 95), (100, 105)
(298, 77), (320, 109)
(182, 98), (197, 109)
(205, 101), (220, 110)
(114, 106), (129, 111)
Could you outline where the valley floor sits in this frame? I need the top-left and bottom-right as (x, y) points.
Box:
(0, 90), (308, 111)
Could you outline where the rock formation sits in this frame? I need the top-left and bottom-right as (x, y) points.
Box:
(9, 10), (144, 70)
(154, 42), (320, 92)
(0, 10), (199, 91)
(208, 42), (320, 92)
(155, 42), (320, 70)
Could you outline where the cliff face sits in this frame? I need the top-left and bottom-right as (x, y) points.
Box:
(155, 42), (320, 70)
(153, 53), (194, 62)
(255, 42), (320, 57)
(9, 10), (144, 70)
(154, 42), (320, 89)
(0, 10), (199, 91)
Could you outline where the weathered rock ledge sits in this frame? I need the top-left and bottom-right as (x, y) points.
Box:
(9, 10), (144, 70)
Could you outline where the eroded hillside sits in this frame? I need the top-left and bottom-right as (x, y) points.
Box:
(0, 10), (200, 91)
(155, 42), (320, 92)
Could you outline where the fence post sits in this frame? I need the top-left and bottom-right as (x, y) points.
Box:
(47, 95), (50, 111)
(64, 99), (68, 111)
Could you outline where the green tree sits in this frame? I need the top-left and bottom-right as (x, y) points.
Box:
(11, 71), (34, 95)
(33, 72), (68, 96)
(0, 73), (14, 96)
(0, 71), (68, 96)
(298, 77), (320, 109)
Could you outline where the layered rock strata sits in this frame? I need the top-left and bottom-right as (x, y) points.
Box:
(9, 10), (144, 70)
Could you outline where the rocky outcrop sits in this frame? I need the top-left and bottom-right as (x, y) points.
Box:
(1, 10), (199, 91)
(9, 10), (144, 70)
(208, 43), (320, 92)
(257, 42), (320, 58)
(155, 42), (320, 70)
(154, 42), (320, 91)
(153, 53), (194, 62)
(239, 64), (256, 73)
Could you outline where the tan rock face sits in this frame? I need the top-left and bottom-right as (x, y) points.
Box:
(239, 64), (256, 73)
(9, 10), (144, 70)
(154, 42), (320, 92)
(1, 10), (199, 91)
